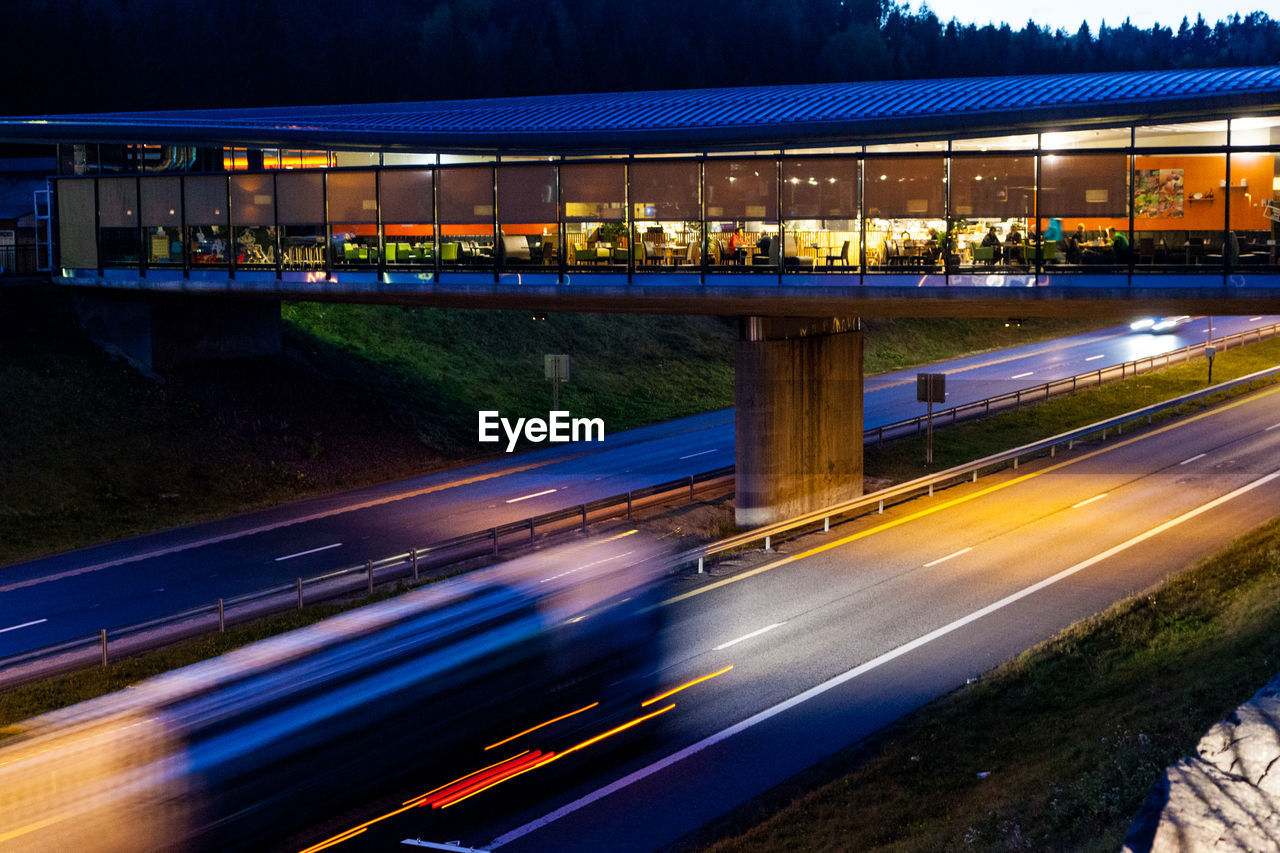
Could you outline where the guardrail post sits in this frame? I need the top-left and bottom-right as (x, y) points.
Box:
(367, 561), (374, 595)
(626, 491), (633, 520)
(1097, 369), (1102, 386)
(823, 516), (829, 532)
(297, 577), (303, 610)
(697, 557), (704, 574)
(689, 476), (695, 502)
(972, 469), (978, 482)
(1117, 422), (1123, 435)
(878, 500), (884, 514)
(1102, 427), (1107, 440)
(764, 536), (772, 551)
(100, 629), (108, 667)
(218, 598), (225, 632)
(1012, 455), (1018, 469)
(411, 547), (419, 581)
(1015, 389), (1021, 407)
(928, 483), (933, 496)
(581, 505), (587, 532)
(493, 528), (500, 555)
(529, 518), (535, 543)
(1050, 444), (1056, 457)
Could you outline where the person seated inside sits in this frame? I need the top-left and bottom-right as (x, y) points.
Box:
(1108, 227), (1129, 262)
(1064, 223), (1087, 263)
(1005, 224), (1023, 264)
(925, 227), (942, 262)
(981, 225), (1002, 264)
(727, 227), (746, 264)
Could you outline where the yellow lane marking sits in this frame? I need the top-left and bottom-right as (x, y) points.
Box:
(664, 384), (1280, 606)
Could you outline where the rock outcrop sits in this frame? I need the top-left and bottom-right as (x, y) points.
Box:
(1123, 674), (1280, 852)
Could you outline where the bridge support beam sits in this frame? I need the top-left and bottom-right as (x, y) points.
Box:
(734, 316), (863, 528)
(71, 291), (281, 373)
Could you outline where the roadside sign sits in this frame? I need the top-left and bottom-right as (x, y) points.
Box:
(917, 373), (945, 403)
(544, 354), (569, 381)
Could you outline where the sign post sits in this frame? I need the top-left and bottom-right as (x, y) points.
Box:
(544, 354), (569, 409)
(1205, 346), (1215, 386)
(917, 372), (946, 465)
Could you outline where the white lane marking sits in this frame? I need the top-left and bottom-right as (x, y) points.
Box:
(924, 547), (972, 568)
(1267, 423), (1280, 432)
(1180, 453), (1207, 465)
(0, 618), (47, 634)
(1085, 354), (1105, 361)
(1249, 316), (1263, 322)
(273, 542), (343, 562)
(1011, 371), (1034, 379)
(713, 623), (784, 651)
(505, 488), (558, 504)
(488, 467), (1280, 851)
(678, 449), (718, 460)
(1072, 494), (1108, 509)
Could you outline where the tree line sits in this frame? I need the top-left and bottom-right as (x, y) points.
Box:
(3, 0), (1277, 115)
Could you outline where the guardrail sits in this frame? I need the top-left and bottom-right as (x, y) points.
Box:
(865, 321), (1280, 445)
(675, 361), (1280, 573)
(3, 321), (1276, 689)
(0, 468), (732, 689)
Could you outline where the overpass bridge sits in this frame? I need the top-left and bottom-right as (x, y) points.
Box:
(3, 65), (1279, 524)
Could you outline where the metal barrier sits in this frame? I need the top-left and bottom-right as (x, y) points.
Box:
(676, 362), (1280, 572)
(0, 468), (732, 689)
(3, 322), (1277, 688)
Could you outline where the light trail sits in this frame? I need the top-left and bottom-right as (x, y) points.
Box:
(642, 665), (734, 707)
(485, 703), (599, 751)
(491, 467), (1280, 850)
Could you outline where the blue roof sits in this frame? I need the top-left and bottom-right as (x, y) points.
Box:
(3, 66), (1279, 153)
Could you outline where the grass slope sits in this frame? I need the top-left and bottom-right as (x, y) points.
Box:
(0, 289), (1099, 567)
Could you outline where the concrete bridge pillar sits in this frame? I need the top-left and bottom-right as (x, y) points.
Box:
(734, 316), (863, 528)
(71, 291), (281, 373)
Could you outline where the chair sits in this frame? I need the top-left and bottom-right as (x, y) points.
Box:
(972, 245), (994, 265)
(825, 240), (851, 268)
(1042, 240), (1058, 265)
(1137, 236), (1156, 265)
(440, 242), (459, 263)
(678, 241), (700, 267)
(783, 234), (815, 269)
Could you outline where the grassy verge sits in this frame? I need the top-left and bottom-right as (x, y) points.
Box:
(865, 335), (1280, 485)
(0, 288), (1103, 567)
(691, 520), (1280, 853)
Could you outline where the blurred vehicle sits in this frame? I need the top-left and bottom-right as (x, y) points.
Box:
(0, 535), (669, 852)
(1130, 315), (1192, 333)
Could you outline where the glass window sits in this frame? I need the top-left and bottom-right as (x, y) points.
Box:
(328, 171), (378, 267)
(497, 164), (558, 269)
(380, 169), (434, 267)
(1229, 152), (1279, 272)
(562, 162), (625, 269)
(782, 157), (859, 272)
(1230, 117), (1280, 147)
(1038, 153), (1128, 270)
(438, 165), (494, 269)
(276, 172), (325, 269)
(1130, 154), (1225, 271)
(950, 155), (1035, 272)
(98, 145), (137, 174)
(1136, 121), (1227, 148)
(184, 176), (229, 266)
(98, 177), (139, 265)
(1040, 127), (1131, 149)
(630, 160), (700, 271)
(864, 156), (945, 272)
(865, 141), (947, 154)
(333, 151), (380, 167)
(706, 159), (777, 271)
(57, 179), (97, 269)
(229, 173), (276, 267)
(383, 152), (437, 166)
(951, 133), (1037, 152)
(140, 177), (182, 266)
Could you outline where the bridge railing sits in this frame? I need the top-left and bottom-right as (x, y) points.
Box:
(3, 323), (1276, 689)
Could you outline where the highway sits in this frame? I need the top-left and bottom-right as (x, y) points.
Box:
(295, 345), (1280, 853)
(0, 314), (1274, 659)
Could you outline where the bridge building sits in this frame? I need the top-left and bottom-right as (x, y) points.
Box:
(3, 66), (1279, 524)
